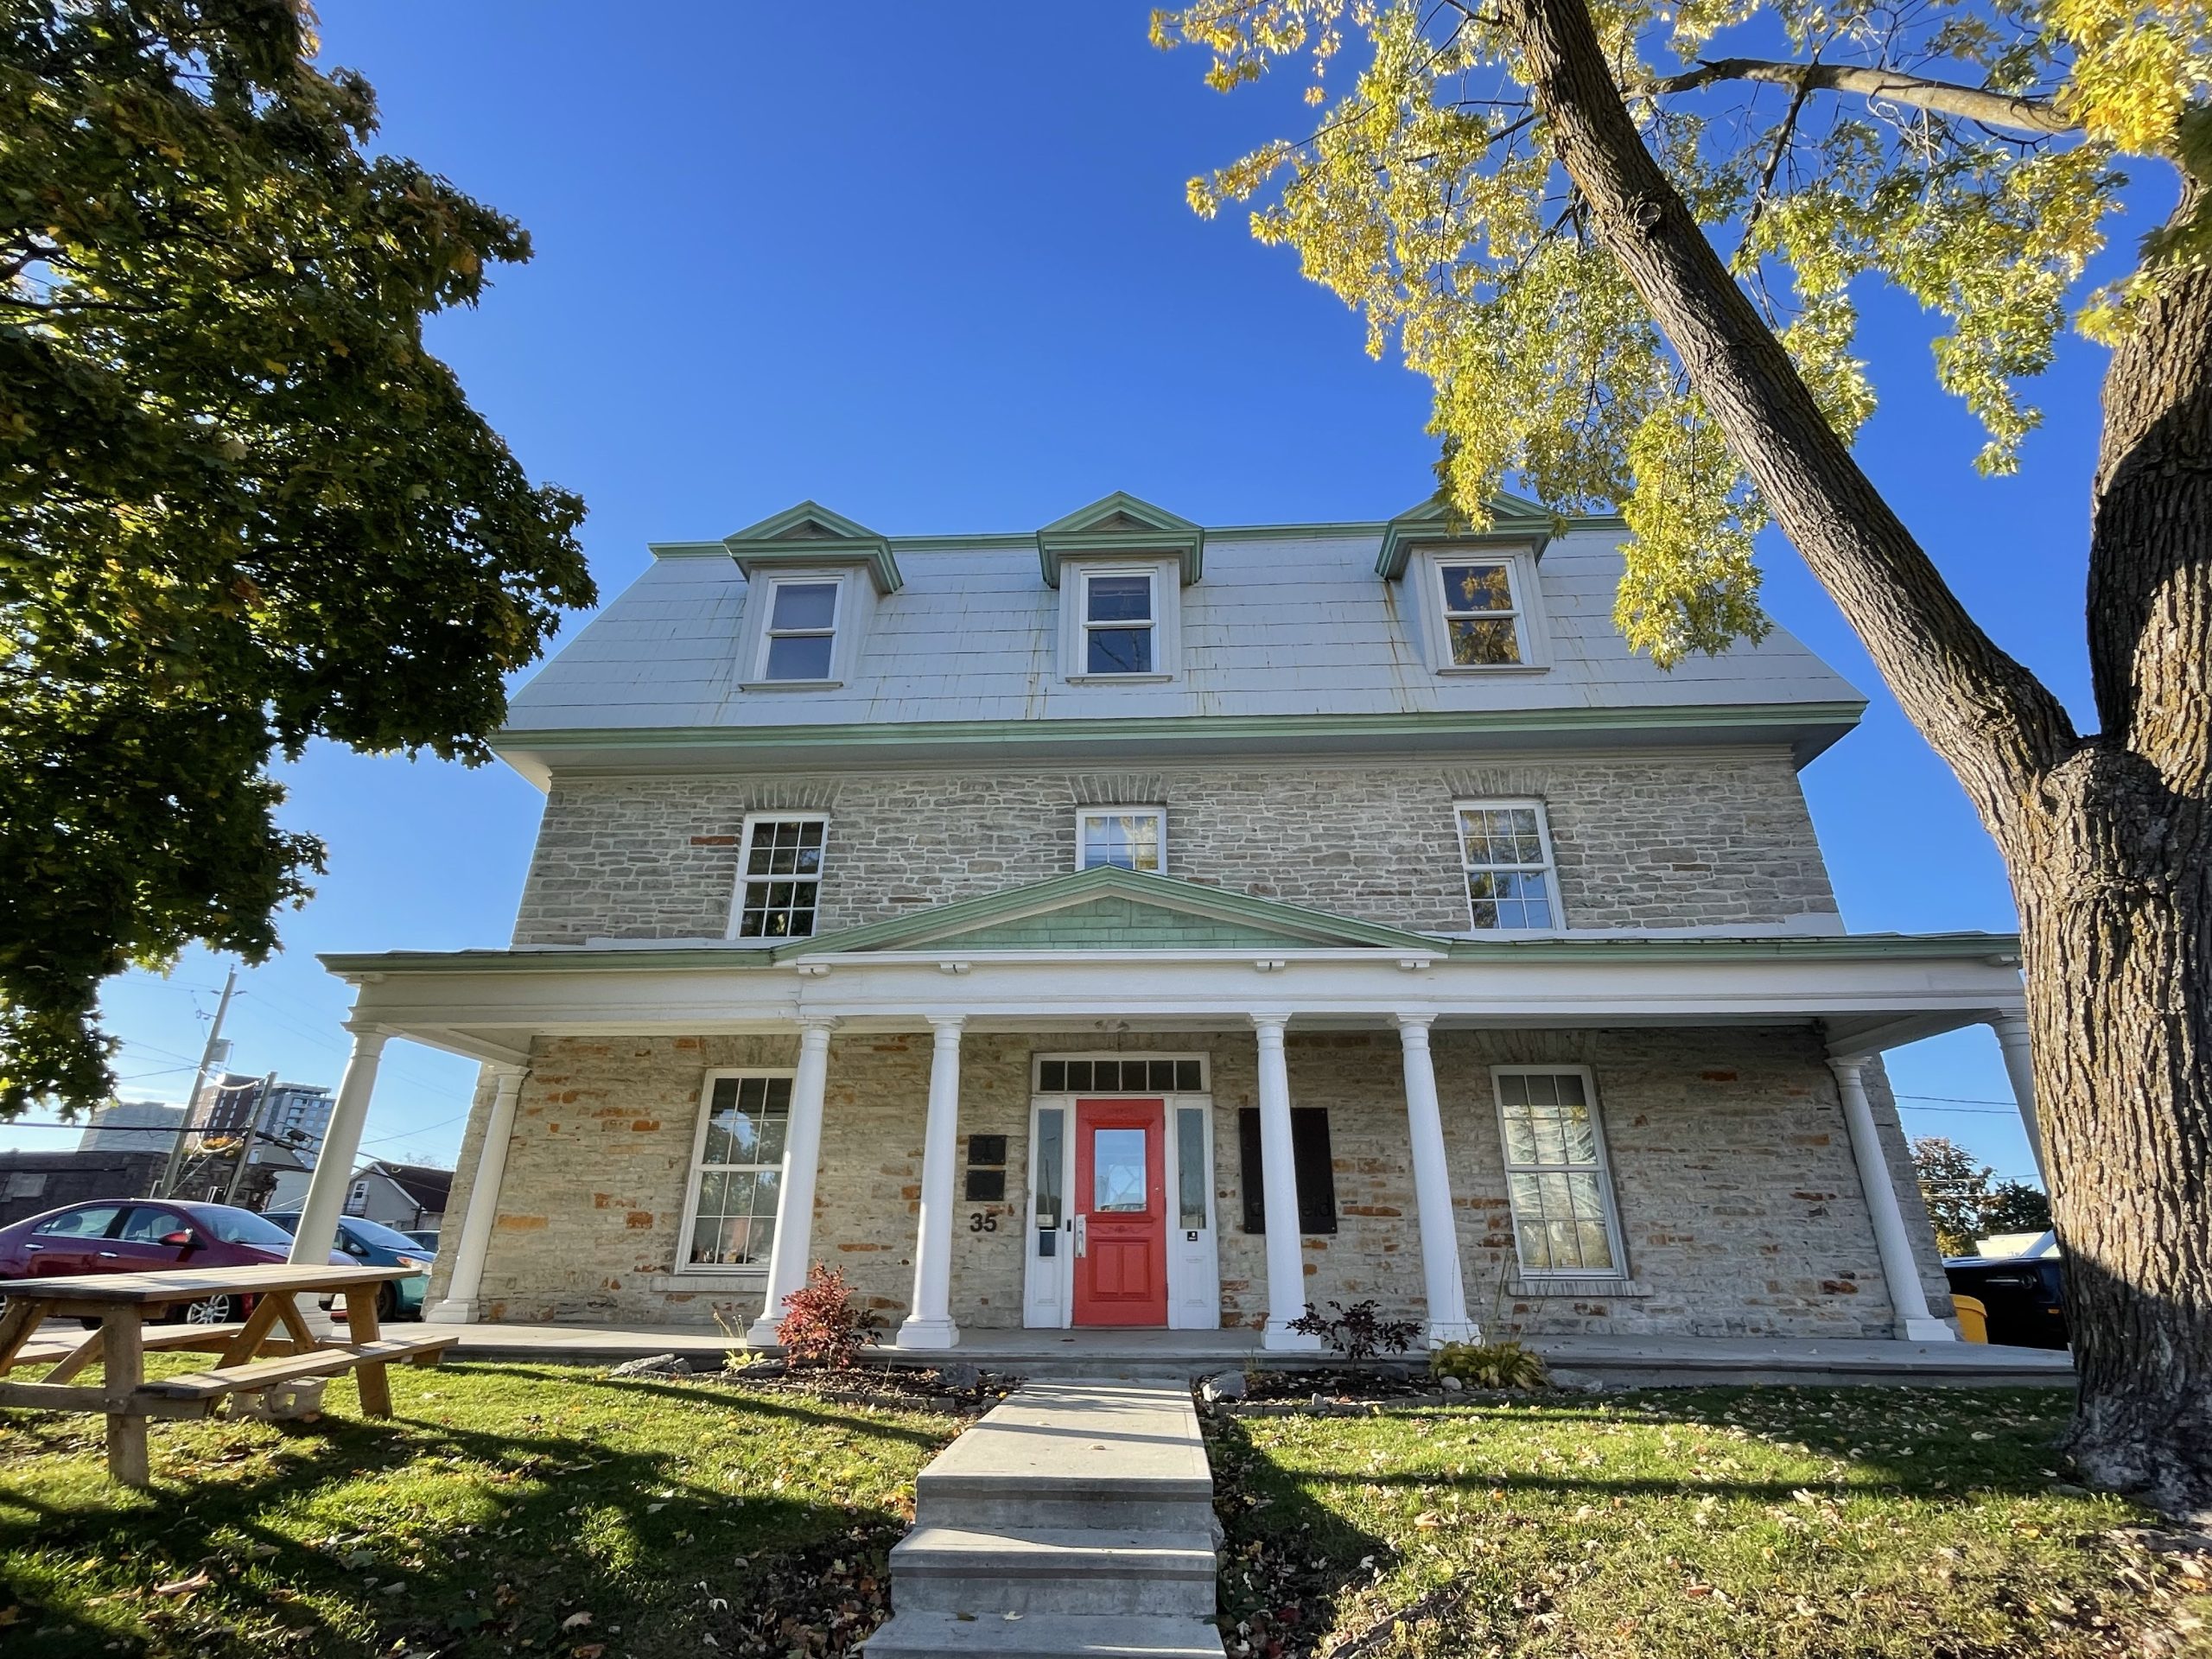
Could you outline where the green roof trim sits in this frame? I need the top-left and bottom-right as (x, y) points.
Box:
(1036, 492), (1205, 587)
(317, 924), (2022, 980)
(779, 866), (1444, 957)
(494, 700), (1868, 769)
(720, 500), (903, 594)
(1377, 493), (1583, 580)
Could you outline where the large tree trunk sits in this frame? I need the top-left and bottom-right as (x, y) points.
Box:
(1502, 0), (2212, 1517)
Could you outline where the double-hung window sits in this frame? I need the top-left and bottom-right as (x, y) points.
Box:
(1493, 1067), (1623, 1276)
(760, 579), (841, 682)
(732, 815), (827, 938)
(683, 1073), (790, 1268)
(1456, 800), (1559, 931)
(1076, 807), (1165, 873)
(1082, 571), (1155, 675)
(1437, 558), (1527, 666)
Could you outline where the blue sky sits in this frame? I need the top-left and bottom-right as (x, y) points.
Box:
(8, 2), (2128, 1185)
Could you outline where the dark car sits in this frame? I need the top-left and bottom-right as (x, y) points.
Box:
(1945, 1234), (2068, 1349)
(0, 1198), (342, 1325)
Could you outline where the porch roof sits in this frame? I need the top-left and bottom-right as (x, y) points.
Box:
(320, 872), (2024, 1070)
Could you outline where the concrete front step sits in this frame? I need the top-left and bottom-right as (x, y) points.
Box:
(863, 1611), (1225, 1659)
(890, 1525), (1217, 1618)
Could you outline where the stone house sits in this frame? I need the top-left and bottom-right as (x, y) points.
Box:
(296, 494), (2041, 1353)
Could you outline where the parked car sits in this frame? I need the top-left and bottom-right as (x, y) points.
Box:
(0, 1199), (343, 1325)
(1945, 1234), (2068, 1349)
(402, 1229), (441, 1254)
(260, 1212), (434, 1322)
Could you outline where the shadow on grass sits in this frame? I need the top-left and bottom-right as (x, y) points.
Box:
(0, 1363), (945, 1659)
(1207, 1411), (1390, 1657)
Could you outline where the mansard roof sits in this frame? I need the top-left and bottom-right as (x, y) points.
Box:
(499, 500), (1864, 782)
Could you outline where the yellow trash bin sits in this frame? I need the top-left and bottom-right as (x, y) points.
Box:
(1952, 1294), (1989, 1344)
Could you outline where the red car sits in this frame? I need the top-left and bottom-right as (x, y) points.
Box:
(0, 1198), (345, 1325)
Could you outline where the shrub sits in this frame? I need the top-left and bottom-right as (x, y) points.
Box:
(1430, 1338), (1548, 1389)
(775, 1263), (882, 1369)
(1287, 1300), (1422, 1361)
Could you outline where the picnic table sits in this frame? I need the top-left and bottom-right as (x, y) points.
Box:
(0, 1262), (456, 1486)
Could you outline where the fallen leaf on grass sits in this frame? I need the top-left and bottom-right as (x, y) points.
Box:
(561, 1611), (594, 1630)
(154, 1570), (213, 1598)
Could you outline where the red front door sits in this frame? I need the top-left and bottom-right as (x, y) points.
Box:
(1073, 1098), (1168, 1326)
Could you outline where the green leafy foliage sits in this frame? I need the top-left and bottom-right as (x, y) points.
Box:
(1, 0), (594, 1113)
(1429, 1338), (1548, 1389)
(1913, 1134), (2055, 1254)
(1153, 0), (2197, 658)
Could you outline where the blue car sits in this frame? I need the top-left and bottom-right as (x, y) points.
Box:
(263, 1211), (435, 1322)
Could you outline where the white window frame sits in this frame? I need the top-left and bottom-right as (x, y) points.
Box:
(674, 1068), (794, 1276)
(1491, 1064), (1626, 1281)
(726, 811), (830, 940)
(1454, 798), (1563, 933)
(1073, 806), (1168, 874)
(1419, 547), (1548, 673)
(1060, 558), (1179, 683)
(753, 575), (844, 684)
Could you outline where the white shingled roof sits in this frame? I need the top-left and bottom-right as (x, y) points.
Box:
(502, 521), (1859, 736)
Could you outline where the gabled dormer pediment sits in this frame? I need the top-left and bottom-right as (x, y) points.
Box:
(780, 866), (1440, 957)
(721, 500), (902, 594)
(1376, 492), (1567, 580)
(1036, 493), (1205, 588)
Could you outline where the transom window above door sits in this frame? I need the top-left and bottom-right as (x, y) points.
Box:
(759, 578), (841, 682)
(730, 815), (828, 938)
(1082, 570), (1155, 674)
(1076, 807), (1166, 874)
(1456, 800), (1560, 931)
(1035, 1055), (1205, 1093)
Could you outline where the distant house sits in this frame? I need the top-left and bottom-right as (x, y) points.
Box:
(341, 1161), (452, 1232)
(0, 1149), (166, 1228)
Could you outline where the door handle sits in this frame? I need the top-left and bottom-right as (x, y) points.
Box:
(1074, 1215), (1088, 1257)
(23, 1243), (43, 1251)
(97, 1250), (119, 1258)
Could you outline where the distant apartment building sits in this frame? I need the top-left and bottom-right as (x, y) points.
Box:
(190, 1073), (334, 1164)
(75, 1099), (188, 1153)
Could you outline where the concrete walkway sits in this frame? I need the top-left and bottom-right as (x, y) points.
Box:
(865, 1382), (1225, 1658)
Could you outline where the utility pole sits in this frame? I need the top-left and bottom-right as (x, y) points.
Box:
(221, 1072), (279, 1206)
(156, 963), (236, 1199)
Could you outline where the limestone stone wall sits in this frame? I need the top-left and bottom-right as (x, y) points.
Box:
(454, 1024), (1949, 1341)
(509, 751), (1839, 945)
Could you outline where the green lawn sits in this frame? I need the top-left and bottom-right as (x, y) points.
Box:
(0, 1360), (954, 1657)
(1210, 1388), (2211, 1658)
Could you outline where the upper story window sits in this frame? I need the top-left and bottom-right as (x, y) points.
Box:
(731, 814), (828, 938)
(1456, 800), (1560, 931)
(1076, 807), (1166, 873)
(1438, 558), (1527, 666)
(759, 578), (842, 682)
(1082, 571), (1155, 674)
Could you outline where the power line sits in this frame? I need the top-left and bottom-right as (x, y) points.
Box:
(1895, 1091), (2017, 1107)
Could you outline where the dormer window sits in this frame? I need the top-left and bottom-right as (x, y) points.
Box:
(760, 578), (841, 682)
(1083, 572), (1155, 675)
(1439, 560), (1525, 666)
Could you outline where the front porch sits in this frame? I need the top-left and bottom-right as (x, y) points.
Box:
(302, 871), (2046, 1361)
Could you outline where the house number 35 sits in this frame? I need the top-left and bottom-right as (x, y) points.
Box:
(967, 1212), (999, 1232)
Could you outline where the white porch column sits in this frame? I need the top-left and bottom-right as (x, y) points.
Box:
(426, 1065), (527, 1325)
(1253, 1014), (1321, 1352)
(1829, 1055), (1955, 1341)
(898, 1016), (966, 1350)
(289, 1027), (388, 1265)
(1395, 1016), (1478, 1345)
(1988, 1011), (2046, 1181)
(748, 1017), (836, 1346)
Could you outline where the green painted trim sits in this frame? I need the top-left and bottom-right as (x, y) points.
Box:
(658, 513), (1630, 559)
(1377, 494), (1570, 579)
(778, 866), (1445, 957)
(493, 700), (1867, 761)
(1036, 493), (1205, 588)
(316, 925), (2022, 979)
(648, 540), (733, 561)
(721, 500), (902, 594)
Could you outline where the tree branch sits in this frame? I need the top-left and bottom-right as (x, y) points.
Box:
(1503, 0), (2080, 828)
(1642, 57), (2076, 137)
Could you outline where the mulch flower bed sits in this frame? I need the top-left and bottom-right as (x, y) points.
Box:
(713, 1358), (1022, 1415)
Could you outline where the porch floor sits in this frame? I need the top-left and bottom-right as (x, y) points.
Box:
(434, 1321), (2075, 1387)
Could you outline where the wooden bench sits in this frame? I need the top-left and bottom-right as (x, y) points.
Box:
(141, 1333), (457, 1403)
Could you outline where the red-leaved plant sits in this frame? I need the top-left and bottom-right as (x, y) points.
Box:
(775, 1263), (882, 1370)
